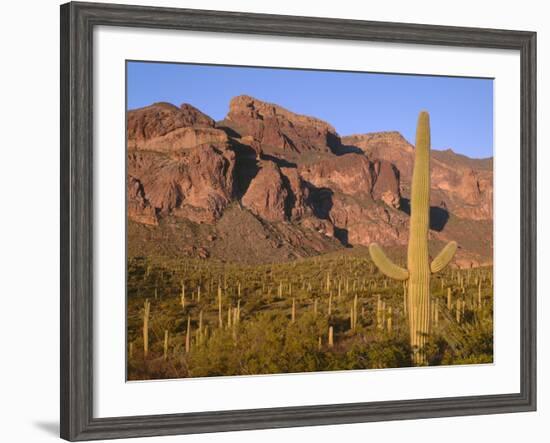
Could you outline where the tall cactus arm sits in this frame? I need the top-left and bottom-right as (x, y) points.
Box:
(369, 243), (409, 281)
(430, 241), (458, 273)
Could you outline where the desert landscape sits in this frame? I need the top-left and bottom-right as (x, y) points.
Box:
(126, 95), (493, 380)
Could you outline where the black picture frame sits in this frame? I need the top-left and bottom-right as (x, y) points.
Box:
(60, 1), (537, 441)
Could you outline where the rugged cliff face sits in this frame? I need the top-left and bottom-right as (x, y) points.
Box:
(127, 96), (493, 267)
(223, 95), (340, 155)
(127, 106), (236, 225)
(342, 132), (493, 221)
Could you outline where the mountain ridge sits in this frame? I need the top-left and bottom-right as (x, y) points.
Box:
(127, 95), (493, 267)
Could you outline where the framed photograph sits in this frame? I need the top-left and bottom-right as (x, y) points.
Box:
(60, 1), (536, 440)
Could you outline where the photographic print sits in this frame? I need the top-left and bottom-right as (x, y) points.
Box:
(126, 62), (494, 380)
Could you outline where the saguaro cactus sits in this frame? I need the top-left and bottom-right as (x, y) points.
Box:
(163, 330), (169, 360)
(185, 315), (191, 353)
(218, 285), (223, 328)
(369, 112), (457, 365)
(143, 299), (151, 358)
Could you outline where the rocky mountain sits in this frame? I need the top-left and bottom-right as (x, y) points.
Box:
(341, 132), (493, 221)
(221, 95), (340, 156)
(127, 96), (493, 267)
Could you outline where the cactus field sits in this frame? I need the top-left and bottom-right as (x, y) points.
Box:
(127, 248), (493, 380)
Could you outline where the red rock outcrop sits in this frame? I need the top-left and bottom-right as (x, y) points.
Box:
(301, 217), (335, 238)
(371, 160), (401, 208)
(431, 163), (492, 220)
(127, 102), (238, 224)
(128, 126), (229, 152)
(328, 197), (408, 246)
(242, 161), (288, 222)
(280, 167), (312, 221)
(300, 154), (374, 197)
(128, 102), (229, 153)
(127, 176), (158, 226)
(342, 132), (493, 220)
(128, 102), (215, 143)
(343, 132), (414, 178)
(127, 143), (236, 224)
(226, 95), (340, 154)
(299, 153), (401, 208)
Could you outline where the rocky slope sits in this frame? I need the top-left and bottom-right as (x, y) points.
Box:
(127, 96), (493, 267)
(342, 132), (493, 221)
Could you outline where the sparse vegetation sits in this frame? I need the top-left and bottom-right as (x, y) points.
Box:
(127, 249), (493, 380)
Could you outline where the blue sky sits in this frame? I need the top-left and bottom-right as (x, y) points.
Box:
(127, 61), (493, 159)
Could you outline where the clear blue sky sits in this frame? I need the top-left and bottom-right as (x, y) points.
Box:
(127, 61), (493, 159)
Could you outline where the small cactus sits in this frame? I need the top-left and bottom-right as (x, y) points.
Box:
(478, 279), (482, 308)
(142, 299), (151, 358)
(218, 285), (223, 328)
(352, 294), (358, 329)
(387, 306), (393, 334)
(403, 283), (408, 315)
(198, 310), (203, 344)
(376, 295), (383, 330)
(185, 315), (191, 353)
